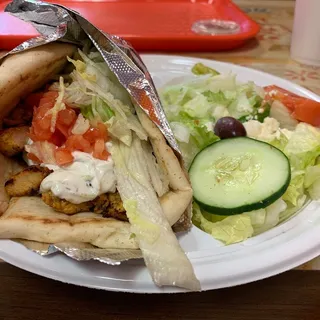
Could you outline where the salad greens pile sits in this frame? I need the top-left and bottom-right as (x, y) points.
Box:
(161, 63), (270, 168)
(161, 63), (320, 245)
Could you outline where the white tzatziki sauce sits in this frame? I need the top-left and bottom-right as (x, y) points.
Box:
(40, 143), (116, 204)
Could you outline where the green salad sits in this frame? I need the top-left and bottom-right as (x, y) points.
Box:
(160, 63), (320, 245)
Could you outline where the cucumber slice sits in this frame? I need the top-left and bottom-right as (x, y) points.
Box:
(189, 137), (291, 215)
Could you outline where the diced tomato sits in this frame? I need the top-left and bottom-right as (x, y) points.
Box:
(83, 128), (101, 144)
(48, 129), (66, 147)
(56, 122), (70, 138)
(264, 85), (320, 127)
(28, 89), (111, 165)
(57, 108), (77, 127)
(55, 148), (74, 166)
(97, 123), (108, 141)
(93, 138), (109, 160)
(27, 152), (41, 164)
(65, 134), (92, 153)
(31, 103), (54, 140)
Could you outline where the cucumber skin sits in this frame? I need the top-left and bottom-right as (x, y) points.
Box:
(190, 137), (291, 216)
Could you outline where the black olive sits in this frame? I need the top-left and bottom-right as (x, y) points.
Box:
(214, 117), (247, 139)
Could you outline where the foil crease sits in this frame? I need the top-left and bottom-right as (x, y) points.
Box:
(15, 240), (142, 263)
(3, 0), (185, 265)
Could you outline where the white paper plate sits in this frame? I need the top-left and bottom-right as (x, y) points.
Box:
(1, 55), (320, 294)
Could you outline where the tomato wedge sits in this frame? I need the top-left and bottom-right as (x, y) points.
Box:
(264, 85), (320, 127)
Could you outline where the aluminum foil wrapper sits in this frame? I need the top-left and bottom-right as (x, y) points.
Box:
(15, 240), (142, 264)
(3, 0), (187, 265)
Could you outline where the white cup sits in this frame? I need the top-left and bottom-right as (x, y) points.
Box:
(290, 0), (320, 66)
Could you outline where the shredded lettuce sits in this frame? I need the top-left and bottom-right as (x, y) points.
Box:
(45, 77), (66, 133)
(65, 50), (149, 145)
(81, 96), (115, 125)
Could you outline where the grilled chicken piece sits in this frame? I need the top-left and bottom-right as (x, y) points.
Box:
(41, 191), (92, 215)
(0, 153), (26, 214)
(41, 190), (128, 221)
(101, 193), (127, 221)
(5, 166), (52, 197)
(0, 126), (29, 157)
(93, 193), (128, 221)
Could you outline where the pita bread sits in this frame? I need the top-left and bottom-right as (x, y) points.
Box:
(0, 43), (193, 249)
(0, 197), (138, 249)
(0, 43), (77, 121)
(135, 106), (193, 230)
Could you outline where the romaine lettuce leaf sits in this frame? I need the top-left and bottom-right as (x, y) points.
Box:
(161, 69), (266, 166)
(192, 203), (253, 245)
(249, 198), (287, 235)
(284, 122), (320, 170)
(193, 198), (287, 244)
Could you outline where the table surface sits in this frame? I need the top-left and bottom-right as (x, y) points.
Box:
(1, 0), (320, 318)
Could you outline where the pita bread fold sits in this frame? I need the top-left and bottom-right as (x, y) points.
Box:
(0, 43), (77, 121)
(0, 197), (138, 249)
(0, 43), (193, 249)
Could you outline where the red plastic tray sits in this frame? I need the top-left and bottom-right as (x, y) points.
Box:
(0, 0), (260, 51)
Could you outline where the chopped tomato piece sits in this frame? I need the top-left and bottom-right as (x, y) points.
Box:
(31, 103), (54, 140)
(55, 148), (74, 166)
(264, 85), (320, 127)
(56, 122), (70, 139)
(28, 89), (111, 165)
(57, 108), (77, 127)
(48, 130), (66, 147)
(27, 152), (41, 164)
(97, 123), (108, 141)
(83, 128), (101, 144)
(65, 134), (92, 153)
(93, 138), (109, 160)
